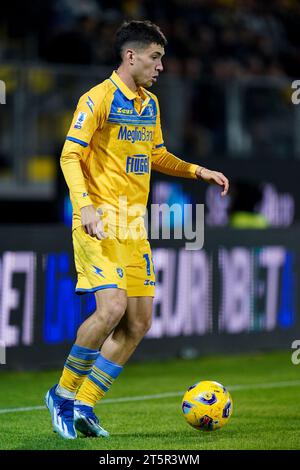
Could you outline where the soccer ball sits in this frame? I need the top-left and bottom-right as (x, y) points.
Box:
(182, 380), (233, 431)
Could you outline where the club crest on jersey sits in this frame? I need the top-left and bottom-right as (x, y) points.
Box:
(147, 104), (154, 117)
(74, 111), (87, 129)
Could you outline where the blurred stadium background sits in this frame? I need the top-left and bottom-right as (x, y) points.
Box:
(0, 0), (300, 372)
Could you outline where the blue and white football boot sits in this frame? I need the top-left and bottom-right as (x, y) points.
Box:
(74, 404), (109, 438)
(45, 384), (77, 439)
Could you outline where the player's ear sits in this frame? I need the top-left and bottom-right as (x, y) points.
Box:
(125, 49), (135, 65)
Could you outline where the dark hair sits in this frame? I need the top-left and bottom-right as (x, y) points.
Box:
(114, 20), (167, 63)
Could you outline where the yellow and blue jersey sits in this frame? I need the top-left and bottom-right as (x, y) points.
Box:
(61, 71), (198, 234)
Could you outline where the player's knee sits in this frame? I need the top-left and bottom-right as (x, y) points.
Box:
(128, 316), (152, 340)
(95, 296), (127, 333)
(109, 297), (127, 322)
(142, 316), (152, 334)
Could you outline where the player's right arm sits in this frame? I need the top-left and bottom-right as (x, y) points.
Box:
(60, 87), (107, 238)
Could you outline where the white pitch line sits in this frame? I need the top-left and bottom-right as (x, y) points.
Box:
(0, 379), (300, 415)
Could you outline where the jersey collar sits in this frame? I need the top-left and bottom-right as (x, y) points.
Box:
(110, 71), (148, 102)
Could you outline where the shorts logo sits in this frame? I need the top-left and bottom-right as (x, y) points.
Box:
(144, 280), (155, 286)
(116, 268), (124, 278)
(74, 111), (87, 129)
(92, 265), (105, 278)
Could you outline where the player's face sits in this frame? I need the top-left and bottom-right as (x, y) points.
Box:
(132, 43), (164, 88)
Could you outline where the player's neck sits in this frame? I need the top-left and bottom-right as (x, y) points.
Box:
(115, 67), (138, 93)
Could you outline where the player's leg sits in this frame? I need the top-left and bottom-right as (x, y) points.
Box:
(74, 296), (153, 437)
(45, 287), (127, 439)
(45, 227), (127, 439)
(73, 237), (155, 437)
(75, 234), (155, 405)
(58, 287), (127, 392)
(100, 296), (153, 363)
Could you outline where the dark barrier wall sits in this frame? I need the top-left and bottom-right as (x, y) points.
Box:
(0, 225), (299, 369)
(151, 159), (300, 227)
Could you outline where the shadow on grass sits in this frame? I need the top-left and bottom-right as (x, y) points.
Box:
(9, 428), (236, 451)
(11, 435), (108, 451)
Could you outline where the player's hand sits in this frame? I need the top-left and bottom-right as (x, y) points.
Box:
(195, 166), (229, 197)
(80, 205), (107, 239)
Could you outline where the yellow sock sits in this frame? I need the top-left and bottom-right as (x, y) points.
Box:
(58, 344), (99, 393)
(76, 353), (123, 407)
(76, 376), (105, 406)
(59, 368), (83, 393)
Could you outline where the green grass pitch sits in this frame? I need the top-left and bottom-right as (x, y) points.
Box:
(0, 350), (299, 450)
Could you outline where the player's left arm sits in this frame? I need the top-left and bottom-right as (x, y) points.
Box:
(194, 166), (229, 197)
(151, 97), (229, 197)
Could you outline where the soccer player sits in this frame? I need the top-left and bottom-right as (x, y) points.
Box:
(45, 20), (229, 439)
